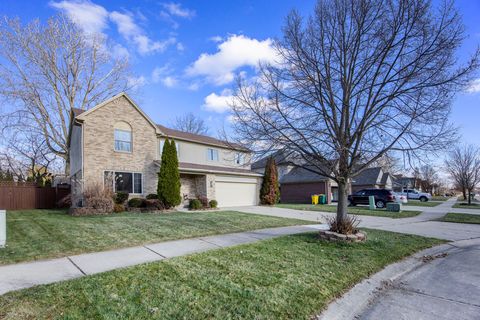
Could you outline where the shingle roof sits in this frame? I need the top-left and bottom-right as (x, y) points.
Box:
(352, 167), (382, 185)
(280, 166), (329, 184)
(71, 108), (85, 117)
(251, 150), (303, 170)
(153, 161), (261, 176)
(71, 105), (247, 152)
(156, 125), (248, 152)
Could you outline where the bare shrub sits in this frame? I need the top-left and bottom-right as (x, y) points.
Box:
(326, 215), (360, 235)
(82, 183), (114, 213)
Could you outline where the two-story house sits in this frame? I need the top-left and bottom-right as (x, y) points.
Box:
(68, 93), (262, 208)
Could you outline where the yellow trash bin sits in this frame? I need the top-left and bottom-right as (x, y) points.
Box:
(311, 194), (319, 205)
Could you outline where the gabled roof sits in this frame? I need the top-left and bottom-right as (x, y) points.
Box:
(280, 166), (329, 184)
(251, 150), (302, 170)
(352, 167), (383, 186)
(157, 125), (249, 152)
(71, 92), (249, 152)
(75, 92), (162, 134)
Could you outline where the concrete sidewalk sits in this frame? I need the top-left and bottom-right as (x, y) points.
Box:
(226, 198), (480, 241)
(0, 224), (327, 295)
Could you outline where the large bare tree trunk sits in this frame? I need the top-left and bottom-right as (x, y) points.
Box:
(337, 181), (349, 222)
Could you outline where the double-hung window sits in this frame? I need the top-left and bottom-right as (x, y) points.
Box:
(207, 148), (219, 161)
(114, 129), (132, 152)
(104, 171), (142, 194)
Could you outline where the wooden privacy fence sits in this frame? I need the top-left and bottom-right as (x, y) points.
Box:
(0, 182), (70, 210)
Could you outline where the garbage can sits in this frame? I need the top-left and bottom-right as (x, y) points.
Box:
(311, 194), (319, 205)
(319, 194), (326, 204)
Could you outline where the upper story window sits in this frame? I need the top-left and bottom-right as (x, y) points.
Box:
(114, 121), (132, 152)
(207, 148), (219, 161)
(235, 152), (245, 165)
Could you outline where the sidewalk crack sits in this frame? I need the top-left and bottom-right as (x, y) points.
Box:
(143, 246), (166, 258)
(67, 257), (86, 276)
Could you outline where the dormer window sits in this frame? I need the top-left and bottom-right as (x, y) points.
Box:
(114, 121), (132, 152)
(207, 148), (219, 161)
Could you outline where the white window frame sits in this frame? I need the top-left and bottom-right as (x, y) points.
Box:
(207, 148), (219, 162)
(104, 170), (143, 195)
(114, 129), (132, 153)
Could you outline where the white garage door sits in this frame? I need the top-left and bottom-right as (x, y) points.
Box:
(215, 175), (258, 207)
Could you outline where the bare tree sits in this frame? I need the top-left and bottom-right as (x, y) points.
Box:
(171, 112), (210, 135)
(0, 15), (132, 174)
(0, 131), (59, 184)
(371, 152), (401, 175)
(445, 145), (480, 205)
(230, 0), (479, 224)
(419, 165), (438, 194)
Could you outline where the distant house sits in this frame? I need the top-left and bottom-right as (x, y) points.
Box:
(253, 152), (396, 203)
(252, 151), (336, 203)
(393, 175), (421, 192)
(351, 167), (394, 193)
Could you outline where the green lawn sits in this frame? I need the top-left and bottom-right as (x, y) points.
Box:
(403, 200), (440, 207)
(0, 210), (307, 265)
(0, 230), (443, 320)
(275, 204), (421, 219)
(440, 213), (480, 224)
(452, 202), (480, 209)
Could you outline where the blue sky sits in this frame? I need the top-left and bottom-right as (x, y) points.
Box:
(1, 0), (479, 145)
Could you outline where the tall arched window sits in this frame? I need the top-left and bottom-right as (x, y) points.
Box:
(114, 121), (132, 152)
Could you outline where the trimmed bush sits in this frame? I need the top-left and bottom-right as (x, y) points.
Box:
(189, 199), (202, 210)
(128, 198), (146, 208)
(209, 199), (218, 208)
(146, 193), (159, 200)
(260, 157), (280, 205)
(198, 195), (209, 208)
(114, 203), (125, 213)
(157, 139), (181, 208)
(145, 199), (165, 210)
(114, 192), (129, 204)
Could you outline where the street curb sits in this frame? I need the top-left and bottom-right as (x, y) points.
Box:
(315, 243), (455, 320)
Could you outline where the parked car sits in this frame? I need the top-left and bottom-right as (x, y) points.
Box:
(348, 189), (395, 208)
(399, 189), (432, 202)
(393, 192), (408, 204)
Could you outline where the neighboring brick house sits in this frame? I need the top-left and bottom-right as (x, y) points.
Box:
(351, 167), (394, 193)
(252, 151), (336, 203)
(253, 151), (394, 203)
(68, 93), (262, 208)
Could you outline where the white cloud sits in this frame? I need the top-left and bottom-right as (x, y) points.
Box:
(186, 34), (278, 85)
(162, 76), (178, 88)
(51, 1), (176, 55)
(161, 3), (195, 18)
(203, 89), (234, 113)
(209, 35), (223, 42)
(466, 79), (480, 93)
(110, 11), (176, 55)
(151, 65), (178, 87)
(112, 44), (130, 59)
(50, 0), (109, 34)
(127, 75), (147, 89)
(176, 42), (185, 51)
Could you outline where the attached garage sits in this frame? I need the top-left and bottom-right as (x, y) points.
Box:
(215, 175), (259, 207)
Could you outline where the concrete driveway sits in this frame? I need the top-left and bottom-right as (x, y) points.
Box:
(226, 198), (480, 241)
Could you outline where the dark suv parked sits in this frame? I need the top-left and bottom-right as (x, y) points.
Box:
(348, 189), (395, 208)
